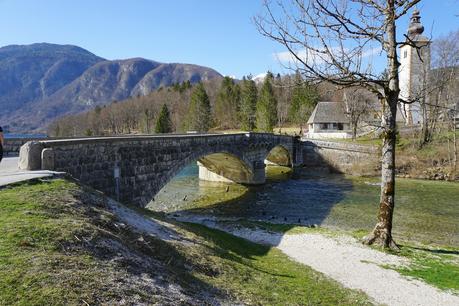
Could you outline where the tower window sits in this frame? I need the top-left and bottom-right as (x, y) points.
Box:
(404, 50), (407, 58)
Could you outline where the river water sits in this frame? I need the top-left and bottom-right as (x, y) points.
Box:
(4, 133), (47, 139)
(147, 161), (459, 247)
(148, 163), (357, 226)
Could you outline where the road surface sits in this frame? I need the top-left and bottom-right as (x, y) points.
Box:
(0, 157), (59, 187)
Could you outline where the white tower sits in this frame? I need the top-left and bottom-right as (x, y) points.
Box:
(399, 9), (431, 125)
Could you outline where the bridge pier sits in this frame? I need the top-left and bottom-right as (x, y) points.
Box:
(197, 161), (234, 183)
(251, 161), (266, 184)
(197, 159), (266, 185)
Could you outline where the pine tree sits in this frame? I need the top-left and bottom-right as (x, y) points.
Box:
(155, 104), (172, 133)
(288, 72), (319, 130)
(184, 83), (212, 132)
(239, 76), (258, 131)
(256, 72), (277, 132)
(215, 77), (240, 129)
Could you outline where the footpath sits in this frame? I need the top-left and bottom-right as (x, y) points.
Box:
(0, 156), (59, 187)
(175, 215), (459, 306)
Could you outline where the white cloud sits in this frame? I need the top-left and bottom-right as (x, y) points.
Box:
(274, 46), (382, 66)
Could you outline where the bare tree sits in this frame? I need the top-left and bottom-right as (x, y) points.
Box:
(343, 88), (373, 140)
(256, 0), (423, 249)
(431, 30), (459, 177)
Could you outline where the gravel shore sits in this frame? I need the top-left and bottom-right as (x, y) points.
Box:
(176, 216), (459, 306)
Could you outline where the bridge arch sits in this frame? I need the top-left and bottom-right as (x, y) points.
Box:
(265, 144), (292, 167)
(156, 149), (257, 197)
(19, 133), (298, 207)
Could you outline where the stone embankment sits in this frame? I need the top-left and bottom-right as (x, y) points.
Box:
(301, 138), (380, 176)
(396, 167), (458, 181)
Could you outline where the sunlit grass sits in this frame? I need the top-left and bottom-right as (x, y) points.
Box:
(0, 179), (373, 305)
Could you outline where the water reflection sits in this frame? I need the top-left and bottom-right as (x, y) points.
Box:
(148, 162), (352, 226)
(147, 162), (459, 248)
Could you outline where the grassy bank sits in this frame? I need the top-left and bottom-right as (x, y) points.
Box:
(334, 130), (459, 180)
(0, 179), (373, 305)
(174, 169), (459, 293)
(393, 246), (459, 292)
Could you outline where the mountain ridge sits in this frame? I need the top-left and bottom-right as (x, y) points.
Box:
(0, 43), (222, 132)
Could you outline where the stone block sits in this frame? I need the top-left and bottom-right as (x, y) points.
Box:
(18, 141), (44, 170)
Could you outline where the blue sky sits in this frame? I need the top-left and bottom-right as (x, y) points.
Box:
(0, 0), (457, 78)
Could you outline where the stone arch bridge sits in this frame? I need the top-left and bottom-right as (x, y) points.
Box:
(19, 133), (301, 207)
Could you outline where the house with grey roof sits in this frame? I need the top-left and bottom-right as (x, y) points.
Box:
(306, 102), (351, 139)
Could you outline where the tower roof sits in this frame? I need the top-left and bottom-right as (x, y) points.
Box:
(406, 9), (429, 43)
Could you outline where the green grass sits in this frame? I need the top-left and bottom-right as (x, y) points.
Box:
(0, 179), (374, 305)
(180, 222), (371, 305)
(394, 246), (459, 292)
(0, 180), (105, 305)
(330, 136), (381, 146)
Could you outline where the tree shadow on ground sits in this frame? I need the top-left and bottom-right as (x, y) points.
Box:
(179, 222), (296, 278)
(407, 246), (459, 255)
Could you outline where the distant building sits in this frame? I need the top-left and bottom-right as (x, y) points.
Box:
(306, 102), (351, 139)
(399, 9), (431, 125)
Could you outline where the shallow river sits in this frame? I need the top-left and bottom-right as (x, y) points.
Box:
(147, 162), (459, 247)
(148, 163), (362, 225)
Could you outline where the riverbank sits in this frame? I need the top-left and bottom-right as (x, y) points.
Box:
(147, 164), (459, 301)
(0, 179), (373, 305)
(329, 131), (459, 181)
(172, 216), (459, 306)
(155, 166), (459, 248)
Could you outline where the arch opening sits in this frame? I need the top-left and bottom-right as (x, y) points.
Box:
(265, 145), (292, 167)
(148, 152), (254, 211)
(197, 152), (256, 184)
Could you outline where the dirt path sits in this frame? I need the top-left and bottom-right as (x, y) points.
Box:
(176, 216), (459, 306)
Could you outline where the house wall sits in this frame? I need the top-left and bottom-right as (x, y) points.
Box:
(308, 122), (351, 139)
(307, 132), (351, 139)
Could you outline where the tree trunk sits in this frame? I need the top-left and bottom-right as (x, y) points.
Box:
(453, 105), (457, 177)
(419, 100), (430, 147)
(363, 94), (399, 249)
(363, 3), (399, 249)
(352, 120), (358, 140)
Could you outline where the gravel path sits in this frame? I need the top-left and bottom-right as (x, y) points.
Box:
(176, 216), (459, 306)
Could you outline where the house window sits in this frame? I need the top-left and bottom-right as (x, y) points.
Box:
(321, 123), (328, 130)
(337, 123), (344, 130)
(332, 123), (338, 130)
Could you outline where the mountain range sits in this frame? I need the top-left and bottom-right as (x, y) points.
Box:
(0, 43), (222, 132)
